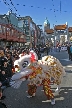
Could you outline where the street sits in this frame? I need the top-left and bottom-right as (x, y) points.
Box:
(3, 51), (72, 108)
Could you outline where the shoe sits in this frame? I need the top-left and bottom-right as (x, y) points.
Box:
(32, 93), (35, 97)
(55, 86), (60, 93)
(51, 98), (55, 105)
(27, 93), (36, 98)
(27, 96), (32, 98)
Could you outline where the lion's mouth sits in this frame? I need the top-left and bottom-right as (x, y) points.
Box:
(15, 65), (20, 72)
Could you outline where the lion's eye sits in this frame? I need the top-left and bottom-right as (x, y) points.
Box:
(22, 61), (28, 68)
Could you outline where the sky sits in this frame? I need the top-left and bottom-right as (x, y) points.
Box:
(0, 0), (72, 28)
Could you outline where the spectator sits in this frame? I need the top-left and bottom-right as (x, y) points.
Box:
(67, 45), (71, 60)
(40, 47), (44, 57)
(70, 45), (72, 60)
(46, 45), (50, 55)
(6, 53), (13, 75)
(58, 45), (61, 52)
(0, 62), (11, 88)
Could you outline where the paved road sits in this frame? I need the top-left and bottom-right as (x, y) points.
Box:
(3, 51), (72, 108)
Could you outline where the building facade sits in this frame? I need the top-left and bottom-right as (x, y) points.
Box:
(18, 16), (39, 47)
(0, 11), (26, 47)
(36, 25), (41, 45)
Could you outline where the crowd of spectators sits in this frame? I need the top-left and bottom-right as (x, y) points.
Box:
(0, 46), (30, 107)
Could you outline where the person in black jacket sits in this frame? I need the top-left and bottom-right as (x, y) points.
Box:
(67, 45), (71, 60)
(0, 49), (8, 101)
(6, 53), (13, 77)
(46, 45), (50, 55)
(0, 49), (8, 84)
(0, 50), (8, 71)
(1, 62), (11, 87)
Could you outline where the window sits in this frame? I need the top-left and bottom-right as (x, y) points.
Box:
(31, 30), (34, 36)
(26, 36), (30, 40)
(30, 23), (32, 28)
(24, 20), (28, 25)
(26, 31), (29, 35)
(18, 20), (23, 27)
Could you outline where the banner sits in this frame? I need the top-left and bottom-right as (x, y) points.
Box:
(57, 31), (64, 33)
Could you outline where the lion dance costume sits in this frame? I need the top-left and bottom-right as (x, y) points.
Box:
(10, 50), (66, 105)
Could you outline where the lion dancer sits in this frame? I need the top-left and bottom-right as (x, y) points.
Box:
(27, 83), (37, 98)
(26, 63), (55, 104)
(27, 70), (37, 98)
(27, 77), (55, 105)
(27, 79), (55, 105)
(42, 79), (55, 105)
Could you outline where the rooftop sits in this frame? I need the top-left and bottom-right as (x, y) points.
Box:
(17, 16), (32, 20)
